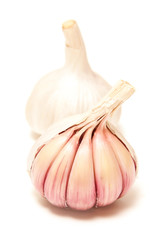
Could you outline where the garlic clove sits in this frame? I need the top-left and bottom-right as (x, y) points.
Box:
(106, 128), (136, 197)
(93, 121), (123, 206)
(26, 19), (121, 135)
(43, 134), (79, 207)
(106, 121), (137, 168)
(27, 111), (89, 172)
(66, 127), (96, 210)
(31, 128), (73, 195)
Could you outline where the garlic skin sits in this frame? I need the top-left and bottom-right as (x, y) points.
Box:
(28, 80), (136, 211)
(26, 19), (121, 135)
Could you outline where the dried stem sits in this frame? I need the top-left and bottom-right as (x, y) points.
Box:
(62, 20), (90, 71)
(92, 80), (135, 115)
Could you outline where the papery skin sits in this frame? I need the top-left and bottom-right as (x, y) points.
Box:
(26, 69), (111, 134)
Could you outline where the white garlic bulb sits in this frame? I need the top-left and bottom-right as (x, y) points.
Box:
(26, 20), (121, 135)
(28, 80), (136, 211)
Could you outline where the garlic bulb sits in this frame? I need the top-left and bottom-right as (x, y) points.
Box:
(28, 80), (136, 211)
(26, 19), (121, 135)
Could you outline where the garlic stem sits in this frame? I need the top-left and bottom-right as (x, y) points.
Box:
(91, 80), (135, 116)
(63, 20), (91, 72)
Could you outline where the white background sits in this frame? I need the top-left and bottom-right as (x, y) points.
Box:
(0, 0), (160, 239)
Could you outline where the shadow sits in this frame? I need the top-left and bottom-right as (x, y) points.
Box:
(31, 184), (141, 220)
(30, 131), (40, 141)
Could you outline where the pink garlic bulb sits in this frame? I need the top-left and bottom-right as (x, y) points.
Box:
(28, 80), (137, 211)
